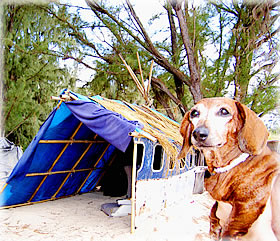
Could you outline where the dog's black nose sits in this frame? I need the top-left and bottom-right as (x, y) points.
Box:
(193, 126), (209, 142)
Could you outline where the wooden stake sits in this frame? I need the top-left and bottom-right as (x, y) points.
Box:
(130, 139), (138, 234)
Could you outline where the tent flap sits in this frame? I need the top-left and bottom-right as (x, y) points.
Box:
(65, 100), (143, 152)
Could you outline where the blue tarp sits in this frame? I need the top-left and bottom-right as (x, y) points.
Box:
(0, 92), (143, 207)
(65, 100), (143, 152)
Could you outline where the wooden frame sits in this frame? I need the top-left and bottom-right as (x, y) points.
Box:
(0, 121), (114, 209)
(27, 122), (84, 203)
(0, 142), (113, 210)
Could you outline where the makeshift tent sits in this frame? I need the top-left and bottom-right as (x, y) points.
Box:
(0, 90), (203, 230)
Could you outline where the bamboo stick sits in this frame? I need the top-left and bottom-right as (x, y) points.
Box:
(52, 90), (78, 103)
(0, 193), (75, 210)
(76, 144), (111, 194)
(130, 130), (157, 143)
(0, 183), (8, 194)
(52, 142), (94, 198)
(127, 65), (146, 97)
(60, 94), (71, 100)
(26, 167), (101, 177)
(130, 139), (138, 234)
(68, 92), (79, 100)
(119, 54), (146, 97)
(55, 100), (64, 110)
(136, 52), (145, 93)
(39, 140), (105, 144)
(28, 122), (83, 203)
(147, 60), (154, 95)
(51, 96), (62, 101)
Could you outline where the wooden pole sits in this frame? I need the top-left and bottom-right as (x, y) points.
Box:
(39, 140), (106, 144)
(147, 60), (154, 95)
(130, 139), (138, 234)
(26, 167), (101, 177)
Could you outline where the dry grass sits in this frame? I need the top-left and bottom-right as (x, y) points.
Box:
(90, 97), (183, 165)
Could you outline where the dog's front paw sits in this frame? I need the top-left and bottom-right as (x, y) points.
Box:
(209, 221), (222, 240)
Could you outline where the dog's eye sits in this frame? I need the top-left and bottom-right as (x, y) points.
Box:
(218, 108), (230, 116)
(190, 109), (200, 118)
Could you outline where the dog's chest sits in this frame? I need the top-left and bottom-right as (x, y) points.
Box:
(204, 172), (236, 201)
(204, 156), (275, 202)
(204, 168), (263, 202)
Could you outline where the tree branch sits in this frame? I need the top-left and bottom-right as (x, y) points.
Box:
(166, 4), (178, 63)
(6, 112), (34, 138)
(151, 77), (187, 113)
(211, 1), (239, 17)
(255, 26), (280, 48)
(125, 0), (191, 86)
(40, 6), (110, 63)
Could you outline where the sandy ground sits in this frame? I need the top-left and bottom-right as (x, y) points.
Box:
(0, 191), (214, 241)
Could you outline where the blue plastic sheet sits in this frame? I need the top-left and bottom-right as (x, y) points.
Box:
(65, 100), (143, 152)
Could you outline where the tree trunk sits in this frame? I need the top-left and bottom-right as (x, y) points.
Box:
(170, 1), (202, 103)
(152, 77), (187, 115)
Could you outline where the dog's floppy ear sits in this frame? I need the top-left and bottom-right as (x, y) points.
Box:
(177, 111), (193, 159)
(236, 101), (268, 155)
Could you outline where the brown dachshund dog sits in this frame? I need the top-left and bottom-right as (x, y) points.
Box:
(178, 97), (280, 240)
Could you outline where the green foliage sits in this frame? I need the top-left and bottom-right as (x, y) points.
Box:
(201, 0), (279, 113)
(4, 4), (77, 149)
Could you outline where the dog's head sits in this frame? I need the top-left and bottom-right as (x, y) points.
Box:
(178, 97), (268, 159)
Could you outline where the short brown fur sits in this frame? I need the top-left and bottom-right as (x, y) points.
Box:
(178, 97), (280, 240)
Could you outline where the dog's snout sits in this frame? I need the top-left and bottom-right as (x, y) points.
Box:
(193, 126), (209, 142)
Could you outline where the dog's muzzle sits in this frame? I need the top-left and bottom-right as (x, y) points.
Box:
(193, 126), (209, 142)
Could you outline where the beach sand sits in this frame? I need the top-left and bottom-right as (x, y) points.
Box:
(0, 191), (214, 241)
